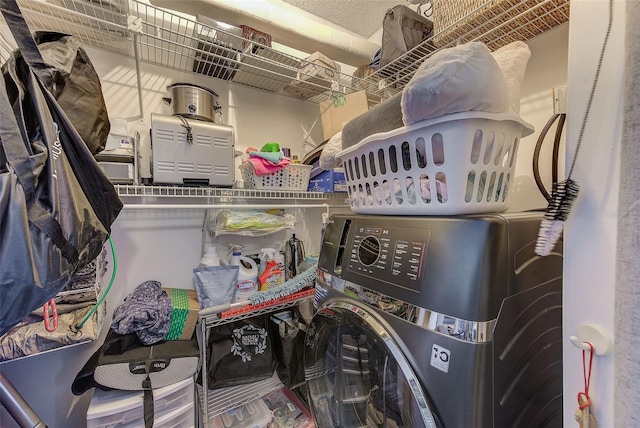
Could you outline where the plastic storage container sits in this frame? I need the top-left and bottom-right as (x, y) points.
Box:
(86, 377), (194, 428)
(239, 163), (312, 191)
(211, 398), (272, 428)
(336, 111), (534, 215)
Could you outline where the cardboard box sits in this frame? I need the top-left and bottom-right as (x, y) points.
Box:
(319, 90), (369, 140)
(298, 51), (340, 81)
(307, 167), (346, 193)
(163, 288), (199, 341)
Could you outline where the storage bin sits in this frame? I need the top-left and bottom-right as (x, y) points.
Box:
(298, 51), (340, 82)
(239, 162), (312, 191)
(211, 397), (272, 428)
(307, 167), (346, 193)
(336, 111), (534, 215)
(86, 377), (194, 428)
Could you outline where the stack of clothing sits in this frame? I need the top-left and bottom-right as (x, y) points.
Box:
(245, 146), (290, 175)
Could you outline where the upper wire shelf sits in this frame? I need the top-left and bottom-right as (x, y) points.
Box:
(114, 184), (347, 202)
(5, 0), (569, 107)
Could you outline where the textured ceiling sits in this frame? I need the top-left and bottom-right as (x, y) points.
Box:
(281, 0), (402, 38)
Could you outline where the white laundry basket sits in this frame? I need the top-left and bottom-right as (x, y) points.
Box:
(336, 111), (534, 215)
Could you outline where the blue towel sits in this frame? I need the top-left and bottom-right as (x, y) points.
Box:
(249, 150), (285, 163)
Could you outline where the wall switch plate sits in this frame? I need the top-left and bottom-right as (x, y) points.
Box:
(553, 86), (568, 114)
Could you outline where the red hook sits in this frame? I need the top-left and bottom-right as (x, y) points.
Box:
(43, 298), (58, 332)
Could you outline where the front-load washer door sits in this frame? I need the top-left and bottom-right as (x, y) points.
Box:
(305, 298), (438, 428)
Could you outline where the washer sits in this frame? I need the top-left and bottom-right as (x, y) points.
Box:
(304, 212), (563, 428)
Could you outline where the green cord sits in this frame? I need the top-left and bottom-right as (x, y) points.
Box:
(74, 235), (117, 331)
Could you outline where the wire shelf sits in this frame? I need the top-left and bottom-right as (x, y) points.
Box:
(114, 184), (347, 202)
(372, 0), (570, 98)
(6, 0), (569, 107)
(196, 373), (283, 422)
(199, 294), (313, 330)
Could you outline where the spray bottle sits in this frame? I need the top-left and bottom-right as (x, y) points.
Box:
(259, 248), (286, 282)
(258, 258), (283, 291)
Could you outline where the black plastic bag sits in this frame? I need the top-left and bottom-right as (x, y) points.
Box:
(0, 0), (122, 336)
(29, 31), (111, 155)
(203, 314), (275, 389)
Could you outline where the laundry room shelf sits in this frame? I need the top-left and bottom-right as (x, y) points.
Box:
(196, 291), (314, 425)
(114, 184), (348, 211)
(4, 0), (569, 107)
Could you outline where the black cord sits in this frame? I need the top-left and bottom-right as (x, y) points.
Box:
(533, 114), (561, 202)
(551, 113), (566, 185)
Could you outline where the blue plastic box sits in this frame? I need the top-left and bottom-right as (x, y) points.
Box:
(307, 167), (346, 193)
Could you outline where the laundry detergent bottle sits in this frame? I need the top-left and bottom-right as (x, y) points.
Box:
(230, 251), (259, 302)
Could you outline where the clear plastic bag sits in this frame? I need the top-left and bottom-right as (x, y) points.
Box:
(210, 210), (295, 237)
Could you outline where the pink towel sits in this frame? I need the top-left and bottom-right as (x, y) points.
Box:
(246, 156), (291, 175)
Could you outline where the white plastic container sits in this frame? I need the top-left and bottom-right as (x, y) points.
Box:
(86, 377), (194, 428)
(211, 398), (272, 428)
(230, 251), (259, 302)
(336, 111), (534, 215)
(200, 246), (222, 267)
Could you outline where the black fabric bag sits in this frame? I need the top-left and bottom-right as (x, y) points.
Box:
(270, 309), (308, 389)
(379, 5), (434, 73)
(0, 0), (122, 336)
(203, 314), (275, 389)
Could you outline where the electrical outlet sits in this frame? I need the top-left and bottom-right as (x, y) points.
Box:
(553, 86), (567, 114)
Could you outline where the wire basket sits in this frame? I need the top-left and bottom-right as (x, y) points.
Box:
(239, 162), (312, 191)
(336, 111), (534, 215)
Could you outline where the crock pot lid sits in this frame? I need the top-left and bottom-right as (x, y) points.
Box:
(166, 82), (219, 98)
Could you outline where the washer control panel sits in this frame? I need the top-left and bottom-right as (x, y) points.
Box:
(347, 223), (431, 291)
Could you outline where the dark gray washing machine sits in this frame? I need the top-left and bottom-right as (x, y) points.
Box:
(304, 212), (563, 428)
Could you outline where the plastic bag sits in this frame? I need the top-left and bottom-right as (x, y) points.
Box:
(210, 209), (295, 237)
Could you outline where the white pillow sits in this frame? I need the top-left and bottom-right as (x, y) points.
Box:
(319, 131), (343, 170)
(401, 42), (510, 125)
(491, 41), (531, 115)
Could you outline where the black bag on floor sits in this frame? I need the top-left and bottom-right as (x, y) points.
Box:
(270, 309), (308, 389)
(204, 314), (275, 389)
(0, 0), (122, 336)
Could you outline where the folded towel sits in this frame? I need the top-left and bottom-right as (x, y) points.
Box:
(246, 156), (291, 175)
(341, 92), (404, 150)
(111, 281), (172, 345)
(249, 150), (285, 163)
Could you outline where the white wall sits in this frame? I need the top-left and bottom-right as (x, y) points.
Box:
(510, 24), (569, 212)
(563, 1), (624, 427)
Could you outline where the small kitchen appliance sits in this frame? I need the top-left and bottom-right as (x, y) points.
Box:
(151, 113), (235, 186)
